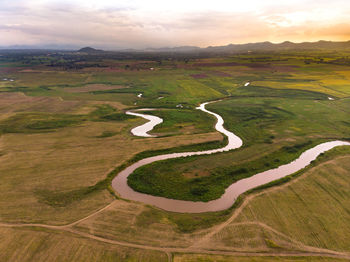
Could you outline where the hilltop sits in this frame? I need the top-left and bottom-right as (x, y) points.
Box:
(77, 47), (103, 53)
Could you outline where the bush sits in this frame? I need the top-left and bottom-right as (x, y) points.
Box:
(190, 187), (209, 196)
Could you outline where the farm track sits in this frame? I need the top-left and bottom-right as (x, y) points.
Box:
(1, 157), (350, 262)
(1, 220), (350, 262)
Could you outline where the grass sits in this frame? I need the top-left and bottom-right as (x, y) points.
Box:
(142, 108), (216, 135)
(135, 207), (233, 233)
(72, 199), (202, 248)
(0, 112), (85, 134)
(127, 91), (350, 201)
(96, 131), (118, 138)
(0, 104), (135, 135)
(71, 197), (234, 247)
(130, 138), (226, 161)
(0, 227), (167, 262)
(128, 139), (320, 201)
(0, 93), (224, 221)
(71, 144), (350, 240)
(89, 104), (134, 121)
(1, 50), (350, 259)
(71, 147), (350, 252)
(34, 179), (108, 207)
(25, 119), (224, 209)
(0, 95), (221, 224)
(233, 152), (350, 252)
(233, 84), (329, 100)
(173, 254), (349, 262)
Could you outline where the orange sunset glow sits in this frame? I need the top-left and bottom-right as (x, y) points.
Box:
(1, 0), (350, 49)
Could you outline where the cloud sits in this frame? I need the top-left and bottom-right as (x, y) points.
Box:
(1, 0), (350, 49)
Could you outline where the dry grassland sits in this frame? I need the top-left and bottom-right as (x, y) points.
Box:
(0, 227), (167, 262)
(0, 96), (221, 224)
(173, 254), (349, 262)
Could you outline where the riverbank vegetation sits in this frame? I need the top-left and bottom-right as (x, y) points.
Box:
(128, 94), (350, 201)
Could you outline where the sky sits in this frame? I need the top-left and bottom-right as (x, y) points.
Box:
(1, 0), (350, 49)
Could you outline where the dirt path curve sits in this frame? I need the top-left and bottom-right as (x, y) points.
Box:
(1, 157), (350, 262)
(1, 221), (350, 261)
(189, 193), (348, 257)
(191, 156), (350, 252)
(65, 200), (117, 227)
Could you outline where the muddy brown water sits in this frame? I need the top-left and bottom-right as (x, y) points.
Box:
(113, 102), (350, 213)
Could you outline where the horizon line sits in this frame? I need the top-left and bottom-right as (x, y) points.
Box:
(1, 39), (350, 52)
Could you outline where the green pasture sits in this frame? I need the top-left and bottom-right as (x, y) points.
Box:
(128, 94), (350, 201)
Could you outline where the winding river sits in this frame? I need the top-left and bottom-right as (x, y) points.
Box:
(126, 109), (163, 137)
(112, 102), (350, 213)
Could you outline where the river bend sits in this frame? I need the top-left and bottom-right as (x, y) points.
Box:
(112, 102), (350, 213)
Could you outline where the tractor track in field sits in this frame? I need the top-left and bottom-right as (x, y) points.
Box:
(1, 221), (350, 262)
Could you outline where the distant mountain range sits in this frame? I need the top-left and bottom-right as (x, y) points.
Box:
(1, 40), (350, 53)
(78, 40), (350, 53)
(143, 46), (202, 52)
(202, 40), (350, 53)
(137, 40), (350, 53)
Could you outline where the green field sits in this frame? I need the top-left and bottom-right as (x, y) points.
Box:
(1, 50), (350, 261)
(128, 95), (350, 201)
